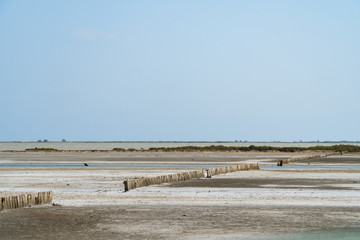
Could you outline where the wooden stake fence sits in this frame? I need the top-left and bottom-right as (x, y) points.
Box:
(124, 163), (259, 192)
(278, 153), (334, 165)
(1, 191), (52, 210)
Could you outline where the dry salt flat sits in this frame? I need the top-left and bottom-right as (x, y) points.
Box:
(0, 152), (360, 239)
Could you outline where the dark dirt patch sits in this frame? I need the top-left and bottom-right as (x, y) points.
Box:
(164, 178), (357, 190)
(0, 205), (359, 240)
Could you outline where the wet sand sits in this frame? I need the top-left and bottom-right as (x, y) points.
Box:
(1, 152), (360, 239)
(166, 175), (359, 190)
(0, 151), (296, 163)
(297, 155), (360, 164)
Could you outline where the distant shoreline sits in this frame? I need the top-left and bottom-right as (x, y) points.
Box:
(1, 141), (360, 143)
(0, 144), (358, 154)
(1, 142), (360, 152)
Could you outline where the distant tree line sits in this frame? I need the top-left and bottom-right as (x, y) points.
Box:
(144, 144), (360, 153)
(24, 145), (360, 153)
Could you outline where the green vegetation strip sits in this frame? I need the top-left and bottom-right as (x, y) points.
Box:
(144, 144), (360, 153)
(23, 144), (360, 153)
(25, 147), (59, 152)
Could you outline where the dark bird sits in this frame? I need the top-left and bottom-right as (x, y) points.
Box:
(84, 163), (88, 166)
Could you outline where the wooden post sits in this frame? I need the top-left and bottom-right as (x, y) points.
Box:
(124, 180), (129, 192)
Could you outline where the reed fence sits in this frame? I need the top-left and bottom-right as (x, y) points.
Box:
(1, 191), (52, 210)
(124, 163), (259, 191)
(278, 153), (335, 165)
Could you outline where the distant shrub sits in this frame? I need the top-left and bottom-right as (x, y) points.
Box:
(307, 145), (360, 152)
(113, 148), (126, 152)
(25, 147), (58, 152)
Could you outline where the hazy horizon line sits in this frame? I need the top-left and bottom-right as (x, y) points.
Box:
(1, 140), (359, 143)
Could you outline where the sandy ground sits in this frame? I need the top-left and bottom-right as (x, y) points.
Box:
(1, 152), (360, 239)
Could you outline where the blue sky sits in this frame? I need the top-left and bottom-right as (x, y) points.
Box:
(1, 0), (359, 141)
